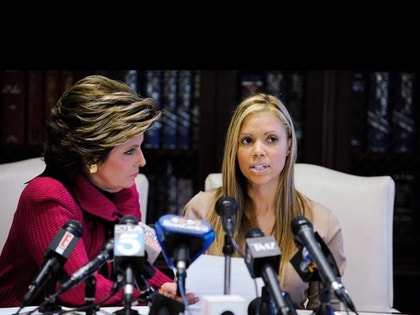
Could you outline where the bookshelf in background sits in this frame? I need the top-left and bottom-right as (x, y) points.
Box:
(161, 70), (178, 150)
(349, 71), (419, 247)
(177, 70), (194, 150)
(135, 70), (201, 224)
(27, 71), (45, 148)
(44, 71), (74, 123)
(348, 70), (419, 314)
(0, 70), (26, 147)
(142, 70), (163, 149)
(0, 70), (75, 162)
(238, 71), (307, 162)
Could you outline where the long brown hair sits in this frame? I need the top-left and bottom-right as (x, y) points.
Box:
(205, 93), (313, 280)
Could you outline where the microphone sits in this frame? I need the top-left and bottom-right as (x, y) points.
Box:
(290, 231), (340, 283)
(150, 214), (215, 315)
(216, 195), (238, 295)
(215, 196), (238, 237)
(291, 216), (357, 313)
(154, 214), (215, 285)
(84, 275), (96, 315)
(114, 215), (145, 308)
(245, 228), (297, 315)
(20, 219), (83, 307)
(56, 238), (114, 295)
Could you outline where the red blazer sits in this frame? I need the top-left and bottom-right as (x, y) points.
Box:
(0, 173), (172, 307)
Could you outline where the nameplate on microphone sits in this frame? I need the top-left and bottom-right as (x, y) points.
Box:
(114, 223), (145, 275)
(48, 229), (80, 258)
(139, 222), (161, 264)
(290, 246), (320, 281)
(158, 215), (213, 234)
(246, 237), (279, 256)
(245, 235), (281, 278)
(114, 224), (145, 257)
(290, 231), (340, 282)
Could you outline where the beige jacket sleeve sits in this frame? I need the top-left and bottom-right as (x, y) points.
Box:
(283, 198), (347, 310)
(183, 189), (215, 219)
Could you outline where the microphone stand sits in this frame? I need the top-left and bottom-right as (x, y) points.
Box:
(315, 281), (334, 315)
(259, 286), (275, 315)
(39, 275), (62, 315)
(250, 286), (297, 315)
(84, 275), (97, 315)
(222, 233), (234, 295)
(114, 265), (139, 315)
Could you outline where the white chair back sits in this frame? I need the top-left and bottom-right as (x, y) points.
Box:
(135, 173), (149, 223)
(0, 157), (46, 251)
(204, 163), (396, 313)
(0, 157), (149, 251)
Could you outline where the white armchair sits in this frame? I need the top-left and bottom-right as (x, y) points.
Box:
(0, 157), (149, 251)
(0, 157), (46, 252)
(204, 163), (396, 313)
(135, 172), (149, 223)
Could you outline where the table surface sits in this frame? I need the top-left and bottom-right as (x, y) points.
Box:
(0, 306), (405, 315)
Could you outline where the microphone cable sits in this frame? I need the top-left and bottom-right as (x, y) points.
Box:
(176, 276), (193, 315)
(25, 275), (125, 315)
(230, 236), (245, 258)
(57, 274), (125, 315)
(226, 231), (262, 305)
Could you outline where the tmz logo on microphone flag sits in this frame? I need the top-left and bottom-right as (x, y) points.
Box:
(245, 236), (280, 259)
(249, 240), (278, 251)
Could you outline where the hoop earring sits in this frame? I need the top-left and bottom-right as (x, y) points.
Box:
(89, 164), (98, 174)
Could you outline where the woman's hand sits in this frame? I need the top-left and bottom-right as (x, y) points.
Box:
(161, 282), (200, 305)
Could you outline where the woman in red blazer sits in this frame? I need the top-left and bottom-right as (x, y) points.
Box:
(0, 75), (199, 308)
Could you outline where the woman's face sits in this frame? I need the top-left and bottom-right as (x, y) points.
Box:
(237, 112), (289, 188)
(88, 133), (146, 193)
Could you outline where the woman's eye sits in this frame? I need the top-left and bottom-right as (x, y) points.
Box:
(240, 137), (252, 145)
(125, 149), (135, 155)
(268, 136), (278, 143)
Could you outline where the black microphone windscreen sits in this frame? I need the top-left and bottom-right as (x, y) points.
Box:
(215, 196), (238, 217)
(216, 196), (238, 236)
(246, 227), (264, 238)
(119, 215), (139, 225)
(291, 216), (312, 235)
(247, 296), (261, 315)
